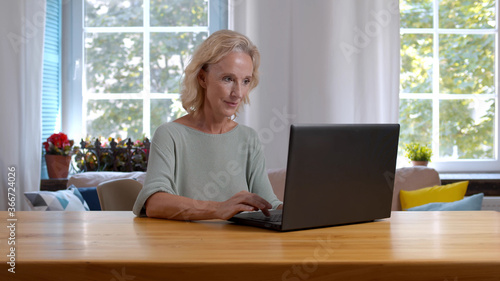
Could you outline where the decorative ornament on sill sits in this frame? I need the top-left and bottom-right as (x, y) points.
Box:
(43, 133), (79, 179)
(73, 136), (150, 173)
(403, 142), (433, 167)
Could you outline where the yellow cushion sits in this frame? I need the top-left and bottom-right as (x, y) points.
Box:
(400, 181), (469, 210)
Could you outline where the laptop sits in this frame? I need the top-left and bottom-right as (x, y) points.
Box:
(229, 123), (400, 231)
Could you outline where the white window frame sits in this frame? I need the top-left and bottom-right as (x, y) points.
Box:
(400, 0), (499, 173)
(62, 0), (227, 141)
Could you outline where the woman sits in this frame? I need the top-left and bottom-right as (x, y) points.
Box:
(133, 30), (282, 220)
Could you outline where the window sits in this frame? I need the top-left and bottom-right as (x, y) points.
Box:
(65, 0), (227, 141)
(399, 0), (498, 172)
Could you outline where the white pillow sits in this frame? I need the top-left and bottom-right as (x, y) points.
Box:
(24, 187), (90, 211)
(67, 171), (146, 187)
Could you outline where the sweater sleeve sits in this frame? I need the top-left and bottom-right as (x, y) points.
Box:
(132, 125), (178, 216)
(246, 131), (283, 209)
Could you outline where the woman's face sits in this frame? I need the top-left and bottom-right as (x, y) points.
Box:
(198, 52), (254, 120)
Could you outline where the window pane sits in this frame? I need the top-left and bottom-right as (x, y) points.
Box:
(439, 99), (494, 159)
(400, 0), (433, 28)
(150, 98), (185, 134)
(399, 99), (433, 144)
(85, 0), (143, 27)
(398, 99), (433, 165)
(150, 0), (208, 26)
(439, 0), (496, 29)
(401, 34), (433, 93)
(86, 99), (144, 140)
(85, 33), (143, 93)
(150, 32), (207, 93)
(439, 34), (495, 94)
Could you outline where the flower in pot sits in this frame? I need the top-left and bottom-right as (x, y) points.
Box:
(403, 142), (433, 166)
(43, 133), (79, 178)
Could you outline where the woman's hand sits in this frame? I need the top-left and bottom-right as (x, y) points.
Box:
(215, 191), (272, 220)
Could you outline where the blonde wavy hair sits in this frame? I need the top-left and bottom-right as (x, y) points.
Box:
(180, 29), (260, 116)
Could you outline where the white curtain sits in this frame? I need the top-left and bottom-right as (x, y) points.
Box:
(232, 0), (400, 169)
(0, 0), (46, 211)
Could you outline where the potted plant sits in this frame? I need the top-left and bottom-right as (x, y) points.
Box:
(43, 133), (79, 178)
(403, 142), (433, 166)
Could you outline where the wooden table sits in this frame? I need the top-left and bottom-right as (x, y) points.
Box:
(1, 211), (499, 281)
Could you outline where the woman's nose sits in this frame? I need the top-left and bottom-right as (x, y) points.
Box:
(231, 83), (242, 98)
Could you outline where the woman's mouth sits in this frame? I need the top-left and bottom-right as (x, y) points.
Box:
(225, 101), (238, 107)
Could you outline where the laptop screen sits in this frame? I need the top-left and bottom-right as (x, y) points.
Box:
(281, 124), (400, 230)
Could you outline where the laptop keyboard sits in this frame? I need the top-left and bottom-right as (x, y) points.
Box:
(240, 209), (283, 222)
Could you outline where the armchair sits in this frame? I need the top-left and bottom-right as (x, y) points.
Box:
(96, 179), (142, 211)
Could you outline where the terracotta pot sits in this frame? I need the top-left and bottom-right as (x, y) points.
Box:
(45, 155), (71, 178)
(411, 160), (429, 167)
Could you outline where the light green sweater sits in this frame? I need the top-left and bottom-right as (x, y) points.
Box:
(133, 122), (282, 216)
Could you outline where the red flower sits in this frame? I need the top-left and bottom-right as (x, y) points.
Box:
(44, 132), (78, 156)
(43, 141), (49, 152)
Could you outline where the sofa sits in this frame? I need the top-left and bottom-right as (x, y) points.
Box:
(65, 171), (146, 210)
(25, 167), (494, 212)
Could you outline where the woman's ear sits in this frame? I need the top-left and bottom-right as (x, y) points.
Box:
(197, 69), (207, 89)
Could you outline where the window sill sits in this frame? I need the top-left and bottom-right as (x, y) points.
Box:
(440, 173), (500, 196)
(40, 178), (68, 191)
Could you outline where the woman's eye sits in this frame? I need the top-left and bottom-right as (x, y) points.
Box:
(223, 77), (232, 82)
(243, 79), (251, 85)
